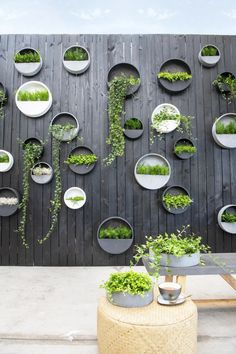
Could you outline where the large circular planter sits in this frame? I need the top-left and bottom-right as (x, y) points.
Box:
(0, 187), (19, 217)
(15, 81), (52, 118)
(134, 154), (171, 190)
(123, 118), (143, 139)
(50, 112), (79, 142)
(107, 289), (153, 308)
(174, 138), (196, 159)
(97, 217), (134, 255)
(198, 45), (221, 68)
(158, 59), (192, 93)
(162, 185), (192, 214)
(0, 150), (14, 172)
(66, 146), (97, 174)
(64, 187), (86, 210)
(218, 205), (236, 234)
(108, 63), (141, 97)
(212, 113), (236, 149)
(23, 137), (44, 156)
(151, 103), (180, 133)
(31, 162), (53, 184)
(14, 47), (43, 76)
(63, 45), (90, 75)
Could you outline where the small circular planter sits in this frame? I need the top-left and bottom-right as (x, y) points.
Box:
(0, 82), (8, 106)
(107, 289), (153, 308)
(174, 138), (196, 159)
(134, 154), (171, 190)
(14, 47), (43, 76)
(97, 217), (134, 255)
(214, 72), (235, 96)
(198, 45), (220, 68)
(50, 112), (79, 142)
(0, 187), (19, 217)
(212, 113), (236, 149)
(0, 150), (14, 172)
(66, 146), (97, 174)
(31, 162), (53, 184)
(15, 81), (52, 118)
(63, 45), (90, 75)
(23, 137), (44, 156)
(151, 103), (180, 133)
(158, 59), (192, 93)
(218, 205), (236, 234)
(108, 63), (141, 97)
(123, 118), (143, 139)
(162, 185), (192, 214)
(64, 187), (86, 209)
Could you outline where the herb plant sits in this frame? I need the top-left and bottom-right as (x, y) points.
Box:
(216, 119), (236, 134)
(212, 73), (236, 102)
(0, 89), (7, 119)
(221, 211), (236, 223)
(64, 47), (88, 61)
(14, 50), (40, 63)
(0, 153), (9, 163)
(158, 72), (192, 82)
(124, 118), (142, 130)
(174, 144), (197, 155)
(99, 226), (132, 239)
(136, 164), (169, 175)
(17, 90), (49, 101)
(66, 196), (84, 202)
(201, 46), (218, 56)
(163, 192), (193, 210)
(64, 154), (98, 166)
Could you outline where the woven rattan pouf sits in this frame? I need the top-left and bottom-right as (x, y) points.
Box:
(97, 297), (197, 354)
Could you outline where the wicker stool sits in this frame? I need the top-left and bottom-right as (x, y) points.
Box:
(97, 297), (197, 354)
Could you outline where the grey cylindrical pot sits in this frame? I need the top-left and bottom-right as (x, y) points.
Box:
(108, 289), (153, 308)
(159, 253), (200, 267)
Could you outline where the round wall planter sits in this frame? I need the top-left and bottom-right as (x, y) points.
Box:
(63, 45), (90, 75)
(15, 81), (52, 118)
(134, 154), (171, 190)
(0, 82), (8, 106)
(31, 162), (53, 184)
(0, 150), (14, 172)
(123, 118), (143, 139)
(151, 103), (180, 133)
(158, 59), (192, 93)
(212, 113), (236, 149)
(198, 45), (220, 68)
(97, 217), (134, 255)
(64, 187), (86, 209)
(218, 205), (236, 234)
(0, 187), (19, 217)
(14, 47), (43, 76)
(50, 112), (79, 142)
(108, 289), (153, 308)
(67, 146), (97, 174)
(214, 72), (235, 95)
(23, 137), (44, 156)
(162, 185), (192, 214)
(174, 138), (196, 159)
(108, 63), (141, 97)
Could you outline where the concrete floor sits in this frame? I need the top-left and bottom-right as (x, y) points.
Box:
(0, 266), (235, 354)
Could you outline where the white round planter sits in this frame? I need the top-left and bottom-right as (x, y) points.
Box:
(151, 103), (180, 133)
(108, 289), (153, 308)
(212, 113), (236, 149)
(15, 81), (52, 118)
(218, 205), (236, 234)
(14, 48), (43, 76)
(0, 150), (14, 172)
(63, 45), (90, 75)
(31, 162), (53, 184)
(64, 187), (86, 209)
(198, 45), (220, 68)
(134, 154), (171, 190)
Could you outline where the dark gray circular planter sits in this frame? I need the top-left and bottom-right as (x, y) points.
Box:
(198, 45), (220, 68)
(158, 59), (192, 93)
(108, 289), (153, 308)
(218, 205), (236, 234)
(108, 63), (141, 97)
(162, 185), (192, 214)
(0, 82), (8, 106)
(50, 112), (79, 142)
(123, 119), (143, 139)
(23, 137), (44, 156)
(31, 162), (53, 184)
(97, 217), (134, 254)
(212, 113), (236, 149)
(174, 138), (196, 159)
(67, 146), (97, 175)
(63, 45), (90, 75)
(14, 47), (43, 76)
(214, 72), (235, 96)
(0, 187), (19, 217)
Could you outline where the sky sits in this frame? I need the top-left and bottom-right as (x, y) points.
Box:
(0, 0), (236, 34)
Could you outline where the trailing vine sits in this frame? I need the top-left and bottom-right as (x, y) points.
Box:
(0, 88), (7, 120)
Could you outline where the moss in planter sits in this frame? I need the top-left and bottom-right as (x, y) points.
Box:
(99, 226), (132, 239)
(124, 118), (142, 130)
(174, 144), (197, 155)
(17, 90), (49, 101)
(136, 164), (169, 175)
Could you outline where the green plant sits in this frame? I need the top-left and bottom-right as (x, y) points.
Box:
(50, 124), (76, 141)
(0, 89), (7, 119)
(136, 164), (169, 175)
(64, 47), (88, 61)
(17, 90), (49, 101)
(163, 192), (193, 210)
(212, 73), (236, 102)
(66, 196), (84, 202)
(14, 50), (40, 63)
(221, 211), (236, 223)
(64, 154), (98, 166)
(0, 197), (18, 206)
(201, 46), (218, 56)
(174, 144), (197, 155)
(0, 153), (9, 163)
(104, 74), (140, 165)
(216, 119), (236, 134)
(124, 118), (142, 130)
(32, 166), (51, 176)
(99, 225), (132, 239)
(157, 72), (192, 82)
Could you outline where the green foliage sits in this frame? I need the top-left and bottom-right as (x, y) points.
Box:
(136, 164), (169, 176)
(216, 119), (236, 134)
(17, 90), (49, 101)
(201, 46), (218, 56)
(64, 47), (88, 61)
(163, 192), (193, 210)
(158, 71), (192, 82)
(174, 144), (197, 155)
(0, 89), (7, 119)
(124, 118), (142, 130)
(104, 74), (140, 166)
(221, 211), (236, 223)
(212, 73), (236, 102)
(49, 124), (76, 141)
(99, 226), (132, 239)
(0, 153), (9, 163)
(66, 196), (84, 202)
(64, 154), (98, 166)
(32, 166), (51, 176)
(14, 50), (40, 63)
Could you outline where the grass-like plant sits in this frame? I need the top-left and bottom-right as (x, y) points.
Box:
(221, 211), (236, 223)
(64, 154), (98, 166)
(124, 118), (142, 130)
(14, 50), (40, 63)
(216, 119), (236, 134)
(32, 166), (51, 176)
(174, 144), (197, 155)
(66, 196), (84, 202)
(64, 47), (88, 61)
(201, 46), (218, 56)
(163, 192), (193, 210)
(99, 225), (132, 239)
(0, 153), (9, 163)
(0, 89), (7, 119)
(17, 90), (49, 101)
(213, 73), (236, 102)
(136, 164), (169, 176)
(158, 71), (192, 82)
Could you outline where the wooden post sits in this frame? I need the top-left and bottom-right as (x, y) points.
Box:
(176, 275), (187, 293)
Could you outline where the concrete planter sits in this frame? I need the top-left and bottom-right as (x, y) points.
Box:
(198, 45), (220, 68)
(50, 112), (79, 142)
(64, 187), (86, 210)
(0, 187), (19, 217)
(218, 205), (236, 234)
(63, 45), (90, 75)
(151, 103), (180, 133)
(174, 138), (196, 159)
(212, 113), (236, 149)
(67, 146), (97, 175)
(0, 150), (14, 172)
(148, 250), (200, 267)
(31, 162), (53, 184)
(162, 185), (192, 214)
(108, 289), (153, 308)
(14, 47), (42, 76)
(108, 63), (141, 97)
(23, 137), (44, 156)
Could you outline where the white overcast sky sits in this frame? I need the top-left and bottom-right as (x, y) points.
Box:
(0, 0), (236, 34)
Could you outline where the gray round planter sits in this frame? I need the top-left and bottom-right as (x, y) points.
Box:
(67, 146), (97, 175)
(159, 253), (200, 267)
(134, 153), (171, 190)
(0, 187), (19, 217)
(218, 205), (236, 234)
(63, 45), (90, 75)
(50, 112), (79, 142)
(23, 137), (44, 156)
(14, 47), (43, 76)
(108, 63), (141, 97)
(108, 289), (153, 308)
(97, 217), (134, 255)
(31, 162), (53, 184)
(123, 119), (143, 140)
(162, 185), (192, 214)
(174, 138), (196, 159)
(198, 45), (220, 68)
(212, 113), (236, 149)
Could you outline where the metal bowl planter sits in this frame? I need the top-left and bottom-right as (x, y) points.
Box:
(198, 44), (221, 68)
(212, 113), (236, 149)
(50, 112), (79, 142)
(66, 146), (97, 175)
(0, 187), (19, 217)
(97, 217), (134, 255)
(107, 63), (141, 97)
(123, 118), (143, 139)
(0, 150), (14, 172)
(23, 137), (44, 156)
(134, 154), (171, 190)
(31, 162), (53, 184)
(218, 205), (236, 234)
(174, 138), (196, 159)
(15, 81), (52, 118)
(151, 103), (180, 133)
(64, 187), (86, 210)
(158, 59), (192, 93)
(108, 289), (153, 308)
(162, 185), (192, 214)
(14, 47), (43, 76)
(63, 45), (90, 75)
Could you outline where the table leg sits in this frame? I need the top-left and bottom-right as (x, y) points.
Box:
(176, 275), (187, 293)
(220, 274), (236, 291)
(165, 275), (174, 282)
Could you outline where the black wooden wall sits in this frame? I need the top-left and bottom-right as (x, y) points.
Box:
(0, 34), (235, 266)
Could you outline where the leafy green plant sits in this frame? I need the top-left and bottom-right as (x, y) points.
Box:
(0, 89), (7, 119)
(50, 124), (76, 141)
(104, 74), (140, 165)
(212, 73), (236, 102)
(201, 46), (218, 56)
(14, 50), (40, 63)
(64, 47), (88, 61)
(124, 118), (142, 130)
(174, 144), (197, 155)
(99, 225), (132, 239)
(157, 72), (192, 82)
(32, 166), (51, 176)
(136, 164), (169, 175)
(17, 90), (49, 101)
(221, 211), (236, 223)
(0, 153), (9, 163)
(163, 192), (193, 210)
(64, 154), (98, 166)
(216, 119), (236, 134)
(66, 196), (84, 202)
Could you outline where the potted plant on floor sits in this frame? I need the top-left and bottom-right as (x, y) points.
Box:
(218, 205), (236, 234)
(123, 118), (143, 139)
(14, 48), (42, 76)
(63, 45), (90, 74)
(198, 45), (220, 67)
